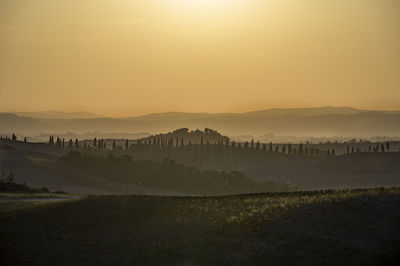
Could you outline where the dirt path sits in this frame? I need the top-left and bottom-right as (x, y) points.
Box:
(0, 195), (80, 203)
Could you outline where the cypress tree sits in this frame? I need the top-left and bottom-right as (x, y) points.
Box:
(299, 144), (303, 155)
(74, 139), (79, 149)
(56, 137), (61, 148)
(269, 142), (273, 152)
(68, 139), (73, 149)
(112, 141), (116, 151)
(125, 139), (129, 150)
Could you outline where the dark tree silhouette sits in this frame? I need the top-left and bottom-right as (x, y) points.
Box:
(68, 139), (73, 149)
(299, 144), (303, 155)
(74, 139), (79, 149)
(48, 136), (54, 145)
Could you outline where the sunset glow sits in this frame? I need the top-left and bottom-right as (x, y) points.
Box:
(0, 0), (399, 116)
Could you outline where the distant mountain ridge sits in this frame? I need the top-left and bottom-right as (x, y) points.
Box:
(14, 111), (103, 119)
(1, 106), (400, 137)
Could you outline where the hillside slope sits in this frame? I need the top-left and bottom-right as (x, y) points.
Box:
(1, 188), (399, 265)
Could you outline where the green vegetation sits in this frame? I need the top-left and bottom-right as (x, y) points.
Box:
(0, 172), (50, 193)
(60, 151), (292, 195)
(1, 187), (399, 265)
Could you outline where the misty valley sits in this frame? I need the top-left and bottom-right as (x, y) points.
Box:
(1, 0), (400, 264)
(1, 123), (400, 265)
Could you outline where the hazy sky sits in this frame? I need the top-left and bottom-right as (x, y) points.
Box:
(0, 0), (399, 116)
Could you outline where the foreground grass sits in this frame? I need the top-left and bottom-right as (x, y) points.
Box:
(1, 188), (400, 265)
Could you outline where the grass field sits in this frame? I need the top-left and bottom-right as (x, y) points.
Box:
(1, 188), (400, 265)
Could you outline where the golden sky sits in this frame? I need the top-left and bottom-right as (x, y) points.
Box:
(0, 0), (399, 116)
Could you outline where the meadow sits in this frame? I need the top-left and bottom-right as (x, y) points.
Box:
(1, 187), (399, 265)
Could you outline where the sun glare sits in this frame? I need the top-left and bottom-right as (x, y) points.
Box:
(168, 0), (238, 13)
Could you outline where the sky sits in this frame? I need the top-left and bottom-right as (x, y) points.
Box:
(0, 0), (399, 116)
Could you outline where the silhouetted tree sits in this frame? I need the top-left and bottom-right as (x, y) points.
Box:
(56, 137), (61, 148)
(68, 139), (73, 149)
(74, 139), (79, 149)
(386, 142), (390, 151)
(299, 144), (303, 155)
(93, 138), (97, 148)
(125, 139), (129, 150)
(288, 143), (292, 154)
(269, 142), (272, 152)
(24, 137), (27, 143)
